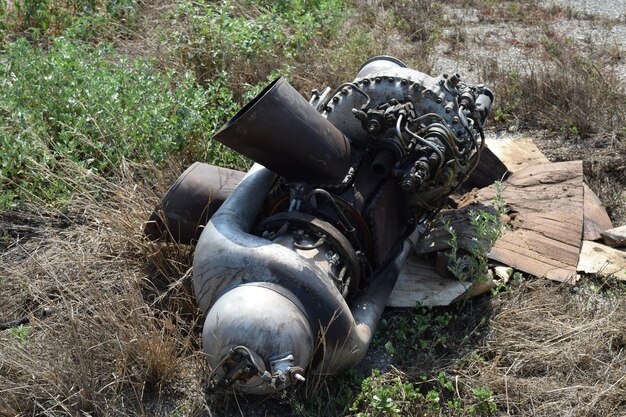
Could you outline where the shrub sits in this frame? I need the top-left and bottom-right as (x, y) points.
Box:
(0, 38), (241, 207)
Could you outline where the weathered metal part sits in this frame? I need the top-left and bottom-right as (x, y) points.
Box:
(193, 164), (419, 393)
(213, 77), (352, 185)
(322, 55), (491, 149)
(364, 179), (404, 268)
(144, 162), (245, 244)
(255, 211), (362, 296)
(203, 283), (314, 394)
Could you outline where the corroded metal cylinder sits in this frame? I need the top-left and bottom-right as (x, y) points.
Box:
(144, 162), (245, 244)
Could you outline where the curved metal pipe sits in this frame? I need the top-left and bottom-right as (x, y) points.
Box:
(144, 162), (245, 244)
(193, 164), (418, 387)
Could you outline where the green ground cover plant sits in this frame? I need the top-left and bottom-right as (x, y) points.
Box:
(0, 38), (241, 207)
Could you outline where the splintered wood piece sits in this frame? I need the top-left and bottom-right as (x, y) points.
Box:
(583, 184), (613, 241)
(601, 225), (626, 248)
(485, 135), (550, 172)
(388, 254), (472, 307)
(577, 241), (626, 279)
(466, 161), (585, 283)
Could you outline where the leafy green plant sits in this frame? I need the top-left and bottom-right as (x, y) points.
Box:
(445, 181), (507, 283)
(171, 0), (348, 91)
(377, 305), (455, 354)
(7, 325), (31, 345)
(350, 370), (421, 417)
(0, 38), (244, 207)
(471, 386), (496, 414)
(0, 0), (139, 42)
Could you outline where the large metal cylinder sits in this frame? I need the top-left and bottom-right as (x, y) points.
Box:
(213, 77), (353, 185)
(144, 162), (245, 244)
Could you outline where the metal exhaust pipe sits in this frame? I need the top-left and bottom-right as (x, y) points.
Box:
(213, 77), (353, 185)
(144, 163), (245, 244)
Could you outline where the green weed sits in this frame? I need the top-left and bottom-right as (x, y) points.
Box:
(445, 182), (507, 283)
(7, 324), (31, 345)
(171, 0), (349, 93)
(0, 0), (139, 42)
(0, 38), (243, 207)
(349, 369), (498, 416)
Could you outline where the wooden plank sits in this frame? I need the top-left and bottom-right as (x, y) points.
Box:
(577, 241), (626, 279)
(389, 254), (472, 307)
(463, 161), (584, 283)
(583, 184), (613, 241)
(485, 136), (550, 172)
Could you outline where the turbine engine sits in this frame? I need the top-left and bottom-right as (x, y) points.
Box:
(146, 56), (493, 394)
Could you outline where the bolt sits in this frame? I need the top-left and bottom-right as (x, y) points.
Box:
(375, 77), (381, 83)
(388, 76), (395, 83)
(363, 78), (370, 84)
(341, 88), (349, 95)
(332, 96), (339, 102)
(401, 79), (408, 85)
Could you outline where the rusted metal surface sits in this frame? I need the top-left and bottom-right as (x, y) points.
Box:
(213, 77), (352, 185)
(144, 162), (245, 244)
(464, 145), (509, 189)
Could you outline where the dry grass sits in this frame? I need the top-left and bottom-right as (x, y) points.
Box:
(0, 160), (208, 416)
(459, 280), (626, 416)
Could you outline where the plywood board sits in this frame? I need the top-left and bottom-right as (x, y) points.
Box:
(389, 254), (472, 307)
(464, 161), (585, 283)
(485, 136), (550, 172)
(583, 184), (613, 241)
(577, 241), (626, 279)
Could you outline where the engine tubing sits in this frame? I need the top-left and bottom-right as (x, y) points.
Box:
(192, 164), (419, 374)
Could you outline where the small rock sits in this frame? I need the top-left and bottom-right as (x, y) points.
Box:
(601, 225), (626, 248)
